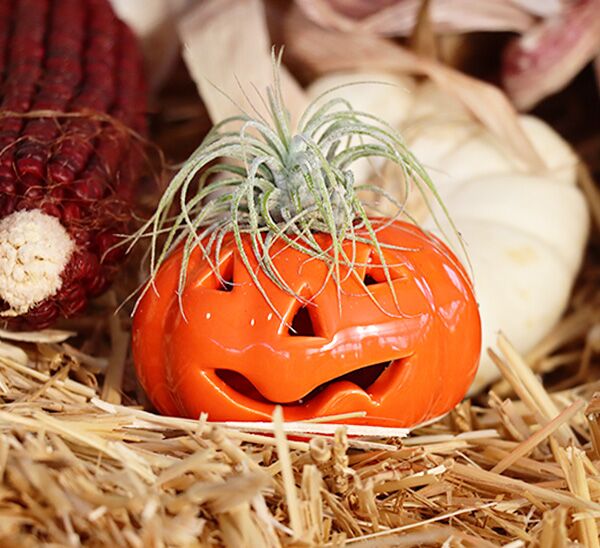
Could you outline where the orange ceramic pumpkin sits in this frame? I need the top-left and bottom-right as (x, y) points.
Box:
(132, 218), (481, 427)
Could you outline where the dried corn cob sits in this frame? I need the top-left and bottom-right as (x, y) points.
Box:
(0, 0), (147, 328)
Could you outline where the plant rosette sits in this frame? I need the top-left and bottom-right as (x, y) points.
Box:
(131, 67), (482, 427)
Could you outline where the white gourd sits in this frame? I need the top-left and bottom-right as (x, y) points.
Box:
(307, 73), (589, 393)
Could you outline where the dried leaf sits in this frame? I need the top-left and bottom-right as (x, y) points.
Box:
(502, 0), (600, 110)
(178, 0), (308, 126)
(281, 5), (545, 171)
(296, 0), (535, 35)
(0, 328), (75, 344)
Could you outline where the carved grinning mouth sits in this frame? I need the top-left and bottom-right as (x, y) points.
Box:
(215, 360), (394, 406)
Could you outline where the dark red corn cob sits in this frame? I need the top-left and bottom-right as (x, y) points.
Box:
(0, 0), (147, 329)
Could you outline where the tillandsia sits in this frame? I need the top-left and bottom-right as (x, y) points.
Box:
(129, 55), (463, 321)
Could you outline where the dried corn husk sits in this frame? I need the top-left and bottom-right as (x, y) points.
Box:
(178, 0), (307, 126)
(295, 0), (536, 35)
(109, 0), (192, 89)
(278, 4), (544, 170)
(294, 0), (600, 110)
(502, 0), (600, 110)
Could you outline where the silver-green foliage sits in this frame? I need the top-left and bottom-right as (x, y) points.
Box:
(127, 58), (461, 321)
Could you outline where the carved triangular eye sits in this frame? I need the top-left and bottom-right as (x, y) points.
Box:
(217, 276), (234, 292)
(215, 255), (234, 292)
(289, 306), (317, 336)
(363, 254), (405, 286)
(363, 273), (379, 286)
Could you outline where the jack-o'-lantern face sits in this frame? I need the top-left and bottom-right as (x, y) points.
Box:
(132, 219), (481, 427)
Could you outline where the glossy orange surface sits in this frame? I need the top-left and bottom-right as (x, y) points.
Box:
(132, 220), (481, 427)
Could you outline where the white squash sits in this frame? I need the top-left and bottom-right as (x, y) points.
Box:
(307, 73), (589, 393)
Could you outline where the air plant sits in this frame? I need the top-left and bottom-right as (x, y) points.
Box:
(127, 54), (463, 321)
